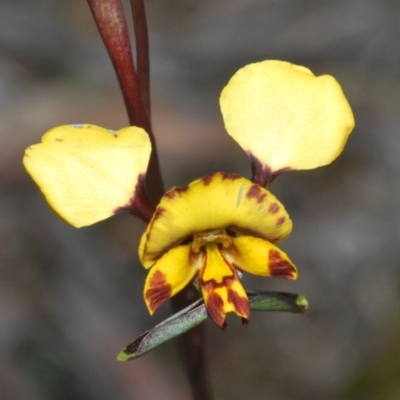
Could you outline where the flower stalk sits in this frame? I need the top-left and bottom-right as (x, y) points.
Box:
(130, 0), (151, 119)
(87, 0), (163, 204)
(86, 1), (212, 398)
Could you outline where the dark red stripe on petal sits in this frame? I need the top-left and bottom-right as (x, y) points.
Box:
(228, 288), (250, 319)
(246, 184), (267, 203)
(276, 216), (286, 226)
(269, 250), (297, 279)
(145, 270), (172, 312)
(202, 172), (242, 186)
(164, 186), (188, 199)
(153, 206), (165, 219)
(221, 173), (242, 181)
(204, 289), (226, 329)
(201, 174), (214, 186)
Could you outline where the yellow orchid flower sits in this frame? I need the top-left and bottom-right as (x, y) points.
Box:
(140, 172), (297, 328)
(22, 60), (354, 328)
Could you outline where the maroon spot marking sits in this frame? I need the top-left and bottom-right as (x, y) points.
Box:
(202, 172), (242, 186)
(221, 173), (241, 181)
(145, 270), (172, 312)
(201, 173), (214, 186)
(276, 216), (286, 226)
(201, 267), (249, 328)
(275, 166), (293, 174)
(227, 288), (250, 319)
(246, 185), (267, 203)
(268, 250), (296, 279)
(156, 206), (165, 217)
(248, 152), (292, 186)
(204, 288), (226, 329)
(165, 186), (188, 199)
(113, 173), (155, 222)
(268, 202), (280, 214)
(248, 153), (274, 186)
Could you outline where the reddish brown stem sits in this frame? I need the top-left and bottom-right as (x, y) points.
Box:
(130, 0), (151, 120)
(87, 1), (212, 398)
(87, 0), (148, 130)
(87, 0), (163, 203)
(128, 2), (213, 397)
(172, 289), (213, 400)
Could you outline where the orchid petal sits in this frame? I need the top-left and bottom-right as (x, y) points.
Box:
(144, 244), (200, 314)
(23, 124), (151, 227)
(225, 236), (297, 279)
(199, 243), (249, 328)
(220, 60), (354, 178)
(139, 173), (291, 268)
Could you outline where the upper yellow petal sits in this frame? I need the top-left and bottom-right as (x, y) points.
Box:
(139, 172), (292, 268)
(23, 124), (151, 227)
(220, 60), (355, 174)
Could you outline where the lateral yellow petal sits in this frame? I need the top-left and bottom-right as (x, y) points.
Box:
(220, 60), (355, 174)
(139, 173), (292, 268)
(143, 244), (199, 314)
(23, 124), (151, 228)
(225, 236), (297, 280)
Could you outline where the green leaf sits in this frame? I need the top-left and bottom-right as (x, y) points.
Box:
(118, 291), (307, 361)
(117, 299), (206, 361)
(248, 290), (308, 313)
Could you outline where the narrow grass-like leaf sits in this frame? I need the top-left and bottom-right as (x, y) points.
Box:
(248, 290), (308, 313)
(118, 290), (307, 361)
(118, 299), (206, 361)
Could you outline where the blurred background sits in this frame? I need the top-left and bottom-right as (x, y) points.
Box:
(1, 0), (400, 399)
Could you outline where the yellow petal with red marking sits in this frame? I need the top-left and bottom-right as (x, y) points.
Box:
(199, 243), (249, 328)
(220, 60), (354, 173)
(23, 124), (151, 228)
(139, 173), (291, 268)
(144, 244), (200, 314)
(224, 236), (297, 279)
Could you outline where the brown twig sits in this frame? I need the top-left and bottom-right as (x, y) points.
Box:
(130, 0), (151, 120)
